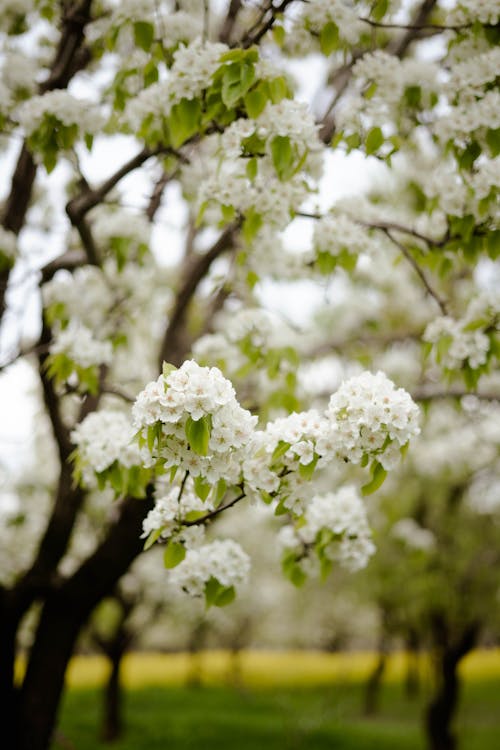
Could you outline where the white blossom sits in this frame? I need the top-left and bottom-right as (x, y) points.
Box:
(169, 539), (250, 597)
(71, 410), (143, 485)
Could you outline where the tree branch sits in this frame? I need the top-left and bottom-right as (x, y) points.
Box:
(157, 222), (239, 368)
(383, 229), (448, 315)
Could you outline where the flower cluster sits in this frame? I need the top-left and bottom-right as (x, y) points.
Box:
(279, 486), (375, 580)
(16, 90), (103, 137)
(313, 213), (369, 273)
(50, 323), (113, 370)
(289, 0), (365, 52)
(169, 539), (250, 602)
(424, 317), (488, 369)
(447, 0), (500, 25)
(256, 100), (319, 157)
(71, 409), (144, 487)
(326, 370), (420, 470)
(132, 360), (258, 484)
(91, 208), (151, 266)
(423, 293), (499, 382)
(141, 482), (212, 548)
(435, 91), (500, 149)
(43, 267), (114, 331)
(125, 38), (227, 134)
(338, 51), (439, 139)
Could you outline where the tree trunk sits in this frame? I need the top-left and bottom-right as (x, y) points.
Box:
(101, 650), (124, 743)
(425, 623), (479, 750)
(11, 492), (153, 750)
(363, 645), (388, 716)
(404, 630), (420, 699)
(363, 632), (389, 716)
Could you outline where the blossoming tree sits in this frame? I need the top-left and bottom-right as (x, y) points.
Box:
(0, 1), (499, 749)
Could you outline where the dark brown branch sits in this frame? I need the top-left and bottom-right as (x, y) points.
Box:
(389, 0), (439, 57)
(185, 491), (246, 526)
(0, 0), (94, 325)
(66, 148), (158, 223)
(359, 16), (468, 33)
(384, 229), (448, 315)
(158, 223), (238, 368)
(241, 0), (297, 48)
(220, 0), (242, 44)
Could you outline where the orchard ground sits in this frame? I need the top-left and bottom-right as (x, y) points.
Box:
(50, 649), (500, 750)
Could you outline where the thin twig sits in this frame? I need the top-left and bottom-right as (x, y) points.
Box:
(185, 491), (246, 526)
(384, 229), (448, 315)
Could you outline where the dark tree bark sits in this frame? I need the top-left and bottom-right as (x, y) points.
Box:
(90, 591), (136, 742)
(12, 491), (153, 750)
(101, 648), (125, 743)
(363, 633), (389, 716)
(0, 0), (93, 323)
(404, 629), (421, 699)
(425, 621), (479, 750)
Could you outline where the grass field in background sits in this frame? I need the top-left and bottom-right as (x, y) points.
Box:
(51, 650), (500, 750)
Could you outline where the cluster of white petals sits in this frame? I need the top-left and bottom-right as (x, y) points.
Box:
(447, 0), (500, 25)
(125, 38), (227, 131)
(391, 518), (436, 551)
(197, 158), (313, 230)
(50, 322), (113, 369)
(293, 0), (364, 45)
(92, 208), (151, 259)
(313, 213), (368, 262)
(141, 483), (212, 546)
(16, 90), (103, 137)
(256, 100), (319, 154)
(424, 316), (490, 371)
(338, 51), (439, 132)
(326, 371), (420, 470)
(435, 91), (500, 145)
(169, 539), (250, 597)
(43, 267), (113, 330)
(71, 410), (143, 485)
(133, 360), (257, 483)
(279, 486), (375, 572)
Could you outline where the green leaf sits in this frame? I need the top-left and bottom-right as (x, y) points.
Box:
(365, 126), (384, 155)
(162, 361), (177, 378)
(270, 135), (294, 180)
(246, 156), (258, 181)
(213, 478), (227, 507)
(298, 454), (319, 481)
(371, 0), (389, 21)
(193, 475), (211, 501)
(134, 21), (155, 52)
(205, 576), (235, 608)
(168, 98), (201, 148)
(242, 209), (263, 243)
(361, 461), (387, 496)
(185, 415), (211, 456)
(486, 127), (500, 158)
(244, 87), (268, 118)
(268, 76), (289, 104)
(214, 585), (236, 607)
(221, 61), (255, 107)
(163, 541), (186, 569)
(319, 22), (339, 56)
(282, 552), (307, 587)
(271, 441), (291, 463)
(144, 527), (163, 551)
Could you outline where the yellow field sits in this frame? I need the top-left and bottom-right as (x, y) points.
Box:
(50, 648), (500, 690)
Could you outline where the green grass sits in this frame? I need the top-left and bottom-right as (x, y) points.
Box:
(52, 674), (500, 750)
